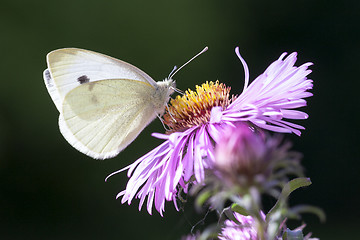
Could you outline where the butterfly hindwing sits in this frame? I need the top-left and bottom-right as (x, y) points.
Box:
(60, 79), (158, 159)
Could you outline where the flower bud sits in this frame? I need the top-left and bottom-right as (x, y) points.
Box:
(214, 123), (302, 189)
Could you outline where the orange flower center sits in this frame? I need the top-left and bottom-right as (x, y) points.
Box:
(163, 81), (234, 133)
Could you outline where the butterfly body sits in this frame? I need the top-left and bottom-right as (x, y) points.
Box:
(44, 48), (175, 159)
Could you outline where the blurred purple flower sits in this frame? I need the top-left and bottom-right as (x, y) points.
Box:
(219, 211), (267, 240)
(214, 123), (303, 190)
(106, 47), (313, 215)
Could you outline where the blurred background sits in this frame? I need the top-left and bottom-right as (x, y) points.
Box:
(0, 0), (359, 239)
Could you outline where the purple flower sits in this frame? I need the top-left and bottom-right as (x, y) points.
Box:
(106, 48), (313, 215)
(226, 48), (313, 136)
(219, 211), (267, 240)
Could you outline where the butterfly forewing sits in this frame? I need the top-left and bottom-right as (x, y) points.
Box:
(45, 48), (156, 112)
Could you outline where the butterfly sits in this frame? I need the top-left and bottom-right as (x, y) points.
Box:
(43, 47), (207, 159)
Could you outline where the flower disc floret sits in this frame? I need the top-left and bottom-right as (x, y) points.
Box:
(164, 81), (233, 132)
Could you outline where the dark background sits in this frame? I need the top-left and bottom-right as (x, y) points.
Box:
(1, 0), (359, 239)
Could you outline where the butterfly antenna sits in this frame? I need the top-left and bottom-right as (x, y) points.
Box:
(168, 69), (184, 94)
(168, 66), (178, 79)
(169, 46), (208, 79)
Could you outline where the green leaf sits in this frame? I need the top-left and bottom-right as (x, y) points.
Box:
(266, 178), (312, 240)
(222, 207), (240, 224)
(268, 178), (312, 216)
(282, 178), (312, 199)
(231, 203), (249, 216)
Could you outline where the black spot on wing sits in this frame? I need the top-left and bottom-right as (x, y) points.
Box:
(44, 69), (53, 87)
(44, 69), (51, 81)
(78, 75), (90, 84)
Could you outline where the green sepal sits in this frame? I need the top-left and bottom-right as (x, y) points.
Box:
(282, 228), (304, 240)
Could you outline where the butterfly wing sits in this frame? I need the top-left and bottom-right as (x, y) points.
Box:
(60, 79), (159, 159)
(44, 48), (157, 112)
(44, 48), (162, 159)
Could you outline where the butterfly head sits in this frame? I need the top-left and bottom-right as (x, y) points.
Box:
(152, 79), (176, 114)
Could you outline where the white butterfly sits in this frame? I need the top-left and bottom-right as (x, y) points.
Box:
(44, 47), (207, 160)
